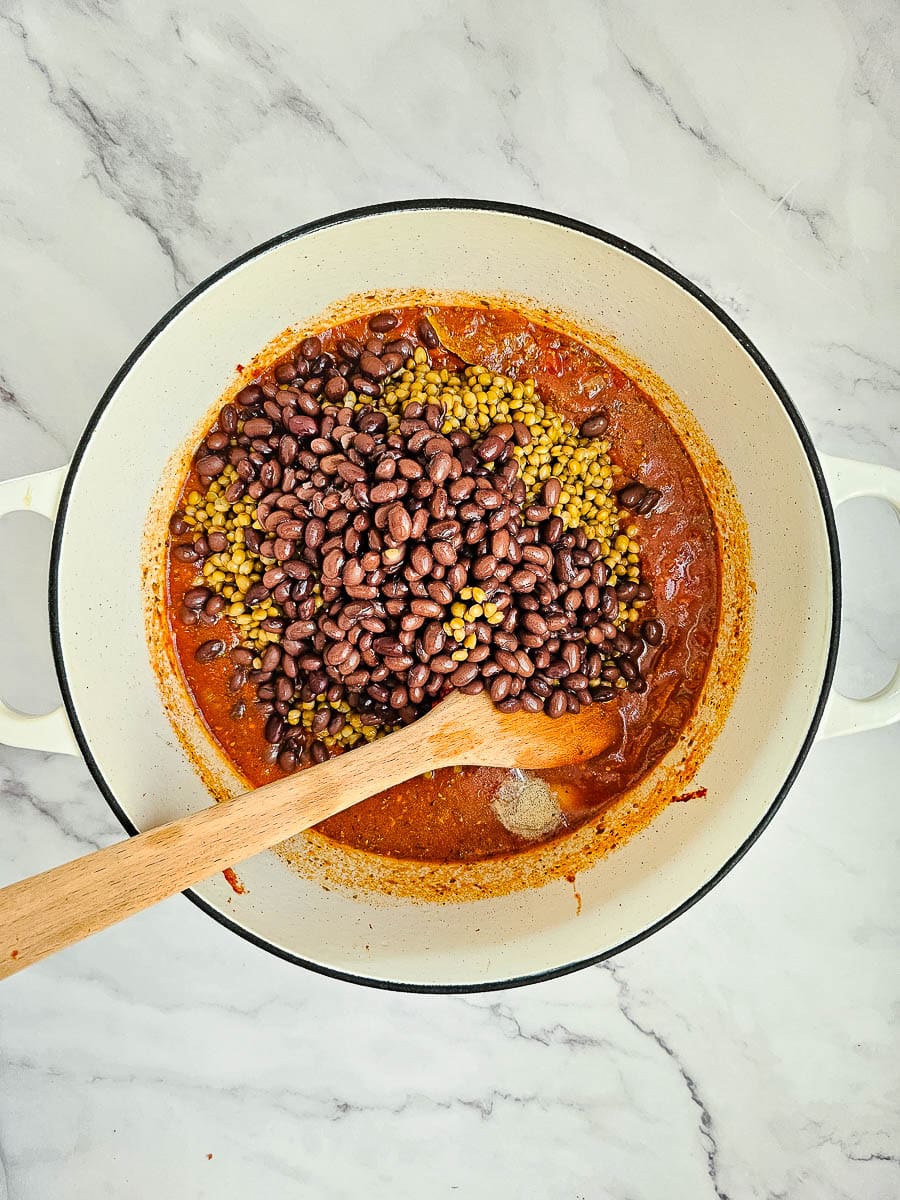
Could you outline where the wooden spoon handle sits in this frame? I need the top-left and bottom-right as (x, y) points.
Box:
(0, 722), (433, 980)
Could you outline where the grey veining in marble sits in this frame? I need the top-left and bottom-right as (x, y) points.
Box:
(1, 2), (898, 1197)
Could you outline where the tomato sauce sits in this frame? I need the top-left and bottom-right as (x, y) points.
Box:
(167, 307), (720, 864)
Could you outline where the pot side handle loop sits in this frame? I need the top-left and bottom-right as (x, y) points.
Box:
(0, 466), (81, 756)
(819, 454), (900, 739)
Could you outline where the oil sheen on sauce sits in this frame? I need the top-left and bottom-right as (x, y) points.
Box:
(167, 306), (720, 864)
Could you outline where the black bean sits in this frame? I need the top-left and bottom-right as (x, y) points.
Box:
(309, 354), (333, 377)
(417, 317), (439, 348)
(429, 452), (452, 484)
(351, 375), (379, 398)
(382, 338), (412, 360)
(410, 598), (442, 619)
(274, 362), (298, 384)
(357, 352), (386, 381)
(598, 588), (617, 618)
(504, 421), (527, 448)
(421, 581), (448, 607)
(246, 417), (276, 439)
(515, 650), (535, 677)
(490, 648), (518, 675)
(544, 515), (564, 544)
(642, 619), (664, 645)
(477, 435), (505, 463)
(525, 504), (551, 523)
(637, 488), (661, 514)
(472, 554), (497, 580)
(510, 569), (536, 591)
(309, 741), (329, 764)
(304, 518), (325, 549)
(450, 662), (479, 687)
(580, 411), (609, 438)
(263, 713), (285, 744)
(542, 477), (562, 507)
(561, 643), (580, 673)
(196, 454), (225, 477)
(618, 484), (647, 509)
(277, 748), (297, 772)
(387, 504), (412, 542)
(369, 311), (399, 333)
(258, 644), (280, 673)
(226, 665), (247, 693)
(235, 384), (262, 408)
(182, 586), (210, 610)
(219, 404), (239, 434)
(195, 639), (225, 663)
(619, 658), (638, 680)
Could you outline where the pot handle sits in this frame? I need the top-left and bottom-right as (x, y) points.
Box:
(0, 466), (81, 756)
(818, 453), (900, 739)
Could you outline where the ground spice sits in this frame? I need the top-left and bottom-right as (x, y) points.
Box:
(492, 770), (564, 840)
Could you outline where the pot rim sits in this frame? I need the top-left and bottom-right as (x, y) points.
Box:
(48, 198), (842, 993)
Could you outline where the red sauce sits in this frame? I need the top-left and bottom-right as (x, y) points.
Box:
(167, 307), (720, 864)
(671, 787), (709, 803)
(565, 873), (583, 915)
(222, 867), (247, 893)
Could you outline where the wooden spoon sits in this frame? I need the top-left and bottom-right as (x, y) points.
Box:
(0, 691), (617, 979)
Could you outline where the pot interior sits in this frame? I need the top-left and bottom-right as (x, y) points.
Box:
(53, 205), (835, 988)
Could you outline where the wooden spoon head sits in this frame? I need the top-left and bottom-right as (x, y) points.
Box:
(424, 690), (621, 770)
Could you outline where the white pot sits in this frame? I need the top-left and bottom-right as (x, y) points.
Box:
(2, 201), (898, 991)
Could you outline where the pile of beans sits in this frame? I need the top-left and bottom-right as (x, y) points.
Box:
(170, 312), (664, 773)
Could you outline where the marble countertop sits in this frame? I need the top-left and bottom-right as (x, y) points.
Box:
(1, 2), (898, 1197)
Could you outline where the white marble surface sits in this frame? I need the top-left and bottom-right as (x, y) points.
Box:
(1, 1), (898, 1196)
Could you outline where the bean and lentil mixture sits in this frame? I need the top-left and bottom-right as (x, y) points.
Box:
(167, 306), (720, 863)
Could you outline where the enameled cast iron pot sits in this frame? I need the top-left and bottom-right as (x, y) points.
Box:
(2, 201), (898, 992)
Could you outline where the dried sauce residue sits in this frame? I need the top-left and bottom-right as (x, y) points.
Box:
(223, 867), (247, 894)
(671, 787), (708, 803)
(565, 873), (582, 915)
